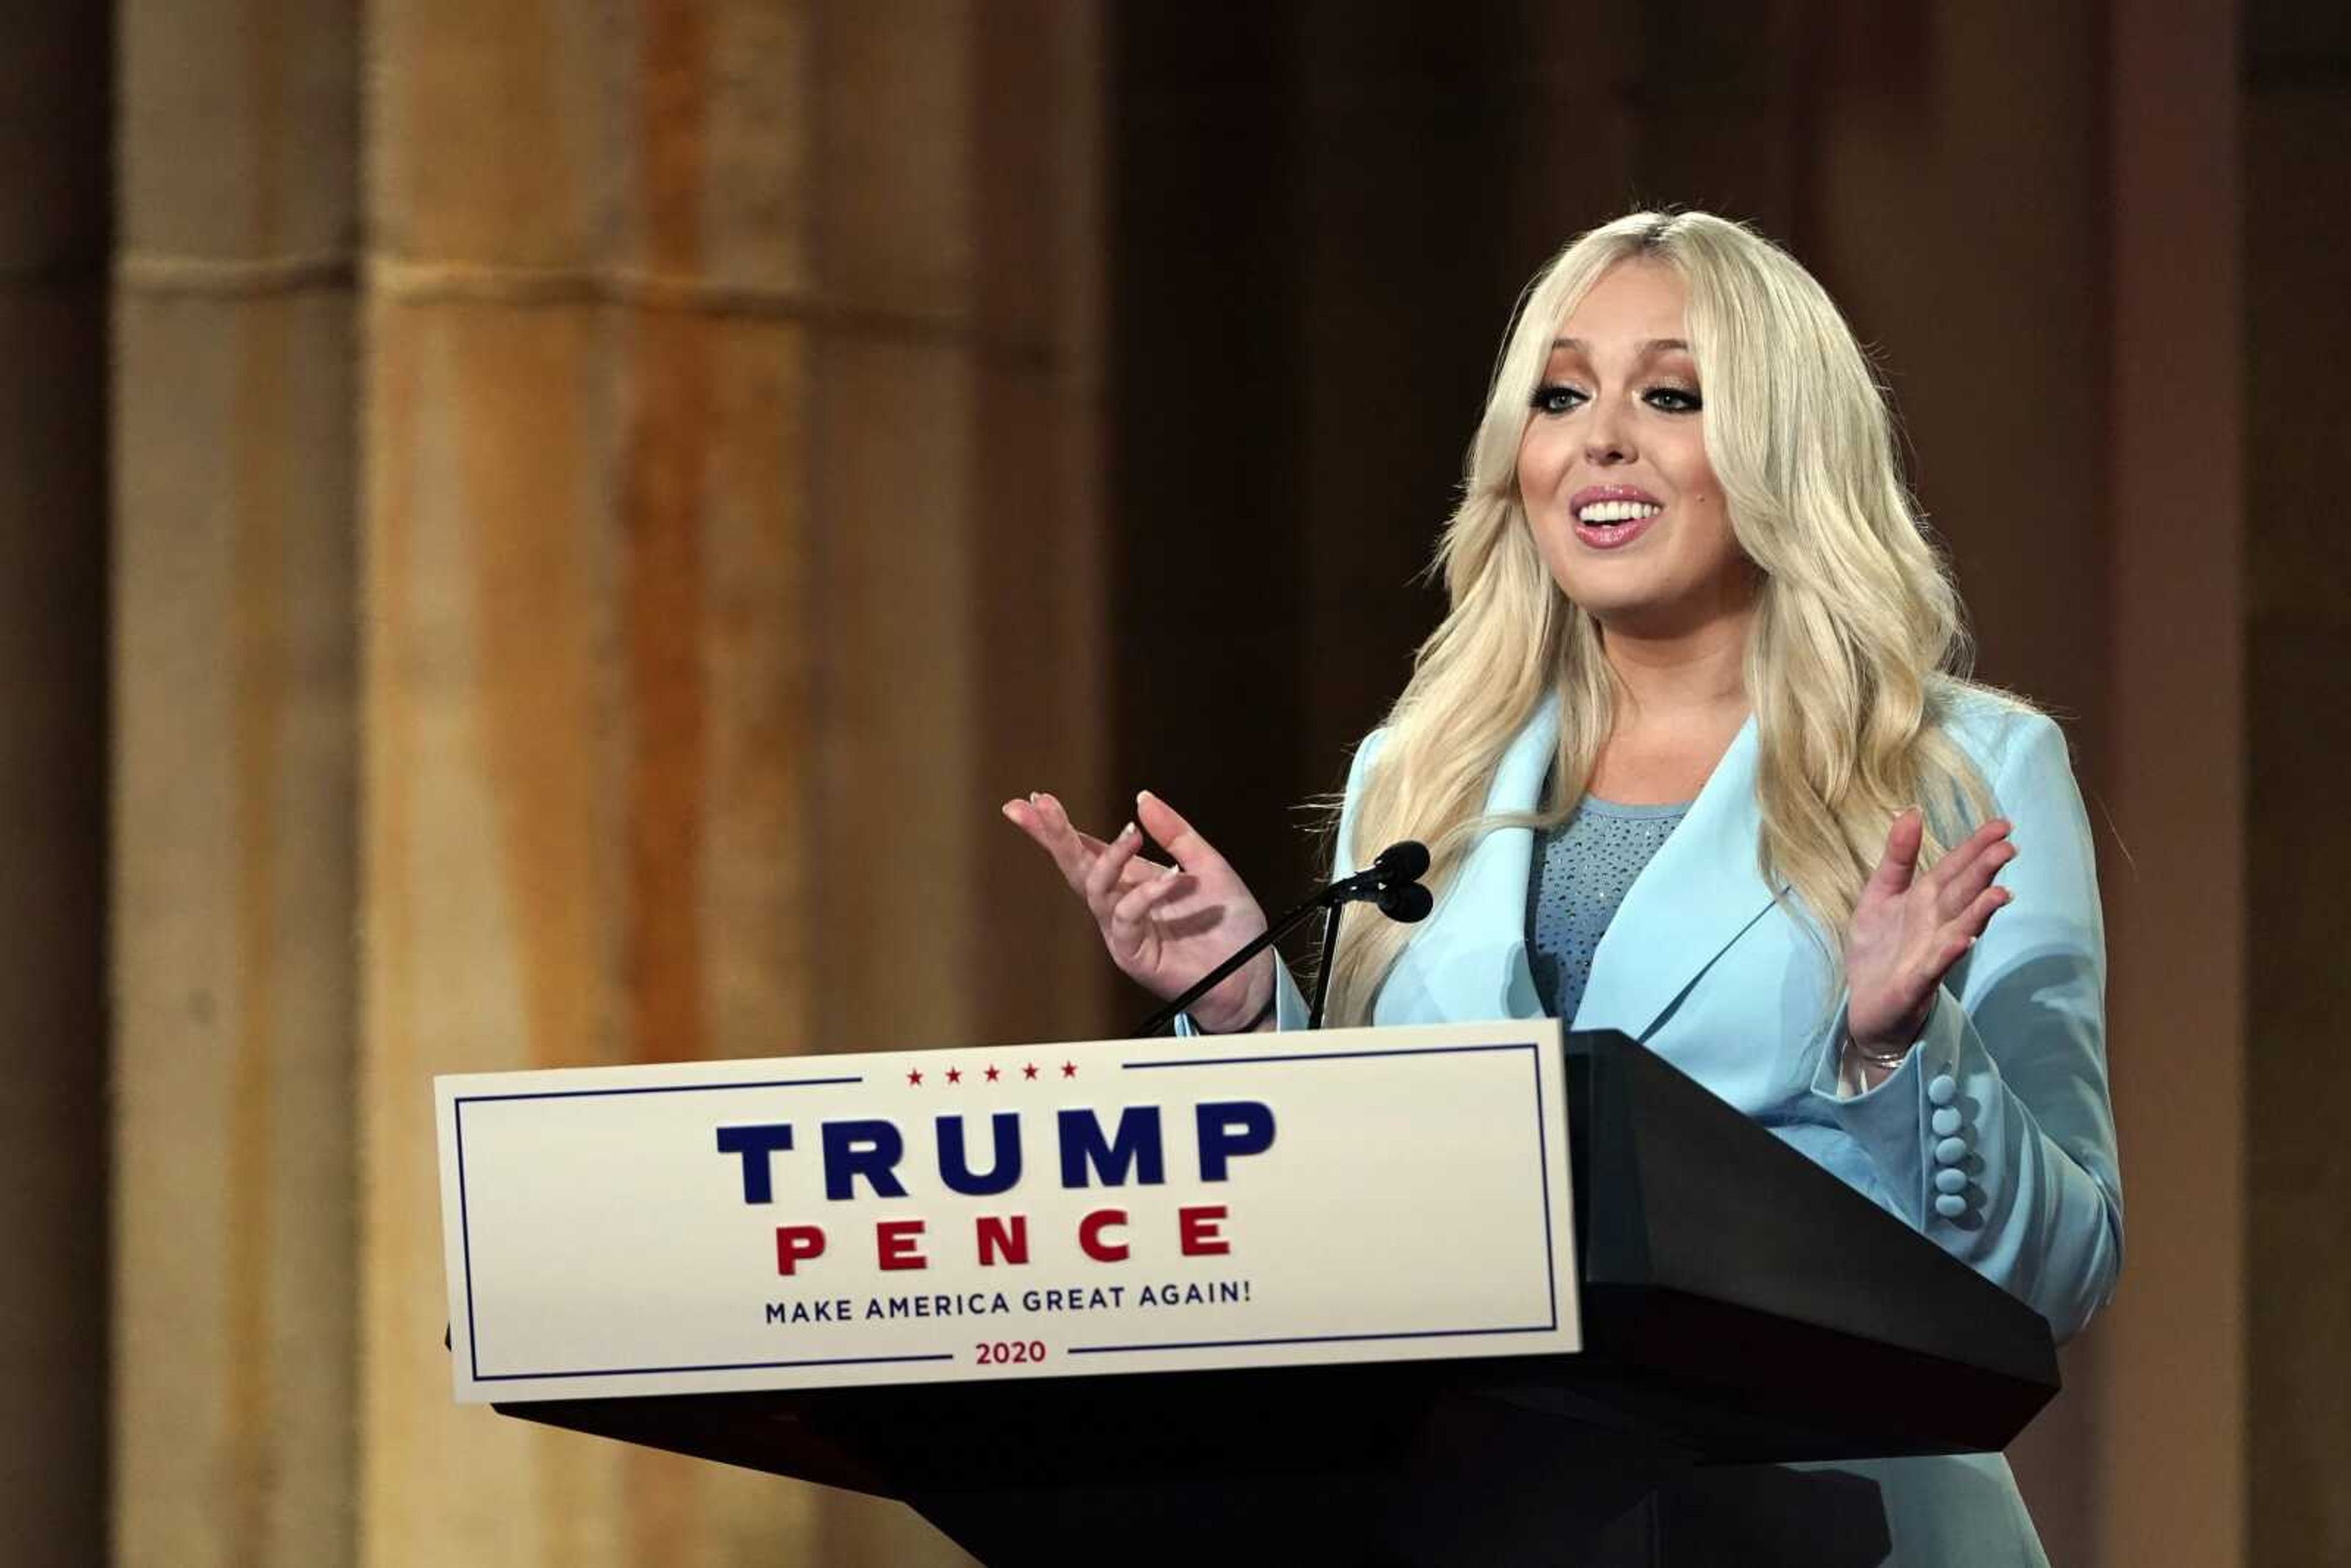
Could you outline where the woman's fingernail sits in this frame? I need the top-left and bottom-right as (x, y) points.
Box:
(1121, 821), (1138, 841)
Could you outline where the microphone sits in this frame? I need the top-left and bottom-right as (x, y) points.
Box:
(1134, 841), (1433, 1037)
(1371, 839), (1430, 883)
(1377, 879), (1434, 923)
(1322, 839), (1431, 905)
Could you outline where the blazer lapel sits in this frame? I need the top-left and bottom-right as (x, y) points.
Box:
(1571, 714), (1784, 1040)
(1376, 700), (1559, 1027)
(1373, 703), (1785, 1037)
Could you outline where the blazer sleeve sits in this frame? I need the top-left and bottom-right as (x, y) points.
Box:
(1805, 711), (2124, 1343)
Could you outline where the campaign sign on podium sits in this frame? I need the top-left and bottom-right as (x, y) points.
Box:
(436, 1018), (1577, 1403)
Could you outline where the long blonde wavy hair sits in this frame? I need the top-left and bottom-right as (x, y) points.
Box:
(1322, 209), (2009, 1028)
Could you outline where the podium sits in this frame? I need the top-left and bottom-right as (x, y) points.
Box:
(440, 1026), (2055, 1564)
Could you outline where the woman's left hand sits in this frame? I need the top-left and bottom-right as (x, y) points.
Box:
(1843, 809), (2017, 1052)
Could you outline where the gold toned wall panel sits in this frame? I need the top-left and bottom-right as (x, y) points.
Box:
(112, 2), (361, 1564)
(365, 299), (658, 1567)
(119, 0), (358, 263)
(113, 291), (361, 1568)
(372, 0), (612, 272)
(356, 259), (937, 1568)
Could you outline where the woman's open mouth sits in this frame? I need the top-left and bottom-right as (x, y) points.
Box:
(1572, 497), (1662, 549)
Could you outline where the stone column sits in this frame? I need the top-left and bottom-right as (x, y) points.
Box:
(361, 4), (1104, 1562)
(110, 3), (362, 1565)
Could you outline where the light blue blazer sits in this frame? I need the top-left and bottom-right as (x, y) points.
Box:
(1274, 686), (2123, 1343)
(1248, 686), (2123, 1562)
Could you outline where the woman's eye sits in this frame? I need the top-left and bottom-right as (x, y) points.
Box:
(1646, 385), (1703, 413)
(1529, 383), (1585, 416)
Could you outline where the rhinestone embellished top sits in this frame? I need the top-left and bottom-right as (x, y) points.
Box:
(1526, 795), (1692, 1024)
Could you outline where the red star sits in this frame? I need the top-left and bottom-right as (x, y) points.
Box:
(945, 1067), (962, 1084)
(1060, 1062), (1078, 1079)
(1022, 1063), (1039, 1080)
(906, 1068), (923, 1086)
(984, 1065), (1000, 1082)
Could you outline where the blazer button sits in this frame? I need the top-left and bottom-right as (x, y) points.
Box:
(1932, 1107), (1963, 1137)
(1928, 1073), (1959, 1107)
(1935, 1135), (1968, 1166)
(1935, 1168), (1967, 1196)
(1934, 1193), (1968, 1219)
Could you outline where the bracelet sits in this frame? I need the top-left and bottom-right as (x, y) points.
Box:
(1844, 1030), (1913, 1071)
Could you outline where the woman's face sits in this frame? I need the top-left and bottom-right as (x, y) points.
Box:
(1517, 260), (1752, 639)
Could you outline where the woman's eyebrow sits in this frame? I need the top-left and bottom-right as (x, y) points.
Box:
(1548, 336), (1692, 356)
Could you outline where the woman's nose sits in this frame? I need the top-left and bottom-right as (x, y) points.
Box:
(1584, 400), (1635, 464)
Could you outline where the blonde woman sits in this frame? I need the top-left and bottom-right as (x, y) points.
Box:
(1005, 210), (2120, 1565)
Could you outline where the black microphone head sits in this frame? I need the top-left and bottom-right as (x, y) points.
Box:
(1378, 880), (1434, 923)
(1372, 839), (1430, 882)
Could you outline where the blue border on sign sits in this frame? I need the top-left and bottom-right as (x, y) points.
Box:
(1078, 1039), (1562, 1355)
(454, 1074), (874, 1384)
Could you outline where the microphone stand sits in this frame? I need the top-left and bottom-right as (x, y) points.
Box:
(1307, 901), (1344, 1029)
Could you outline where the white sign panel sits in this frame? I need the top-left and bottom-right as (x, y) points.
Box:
(437, 1018), (1577, 1403)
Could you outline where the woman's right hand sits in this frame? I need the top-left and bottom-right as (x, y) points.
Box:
(1000, 789), (1275, 1032)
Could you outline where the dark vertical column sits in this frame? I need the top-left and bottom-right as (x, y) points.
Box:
(0, 6), (110, 1567)
(1089, 7), (2252, 1562)
(1625, 0), (1813, 238)
(2099, 2), (2249, 1564)
(2244, 5), (2349, 1564)
(1289, 0), (1555, 803)
(1104, 4), (1310, 906)
(1793, 7), (2113, 1556)
(966, 0), (1114, 1046)
(1105, 0), (1633, 908)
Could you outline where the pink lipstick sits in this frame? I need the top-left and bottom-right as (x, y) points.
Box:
(1567, 484), (1665, 550)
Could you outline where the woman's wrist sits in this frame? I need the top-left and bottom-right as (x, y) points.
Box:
(1845, 1030), (1913, 1070)
(1197, 953), (1280, 1034)
(1843, 999), (1934, 1087)
(1199, 992), (1276, 1035)
(1847, 994), (1933, 1062)
(1843, 1036), (1906, 1092)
